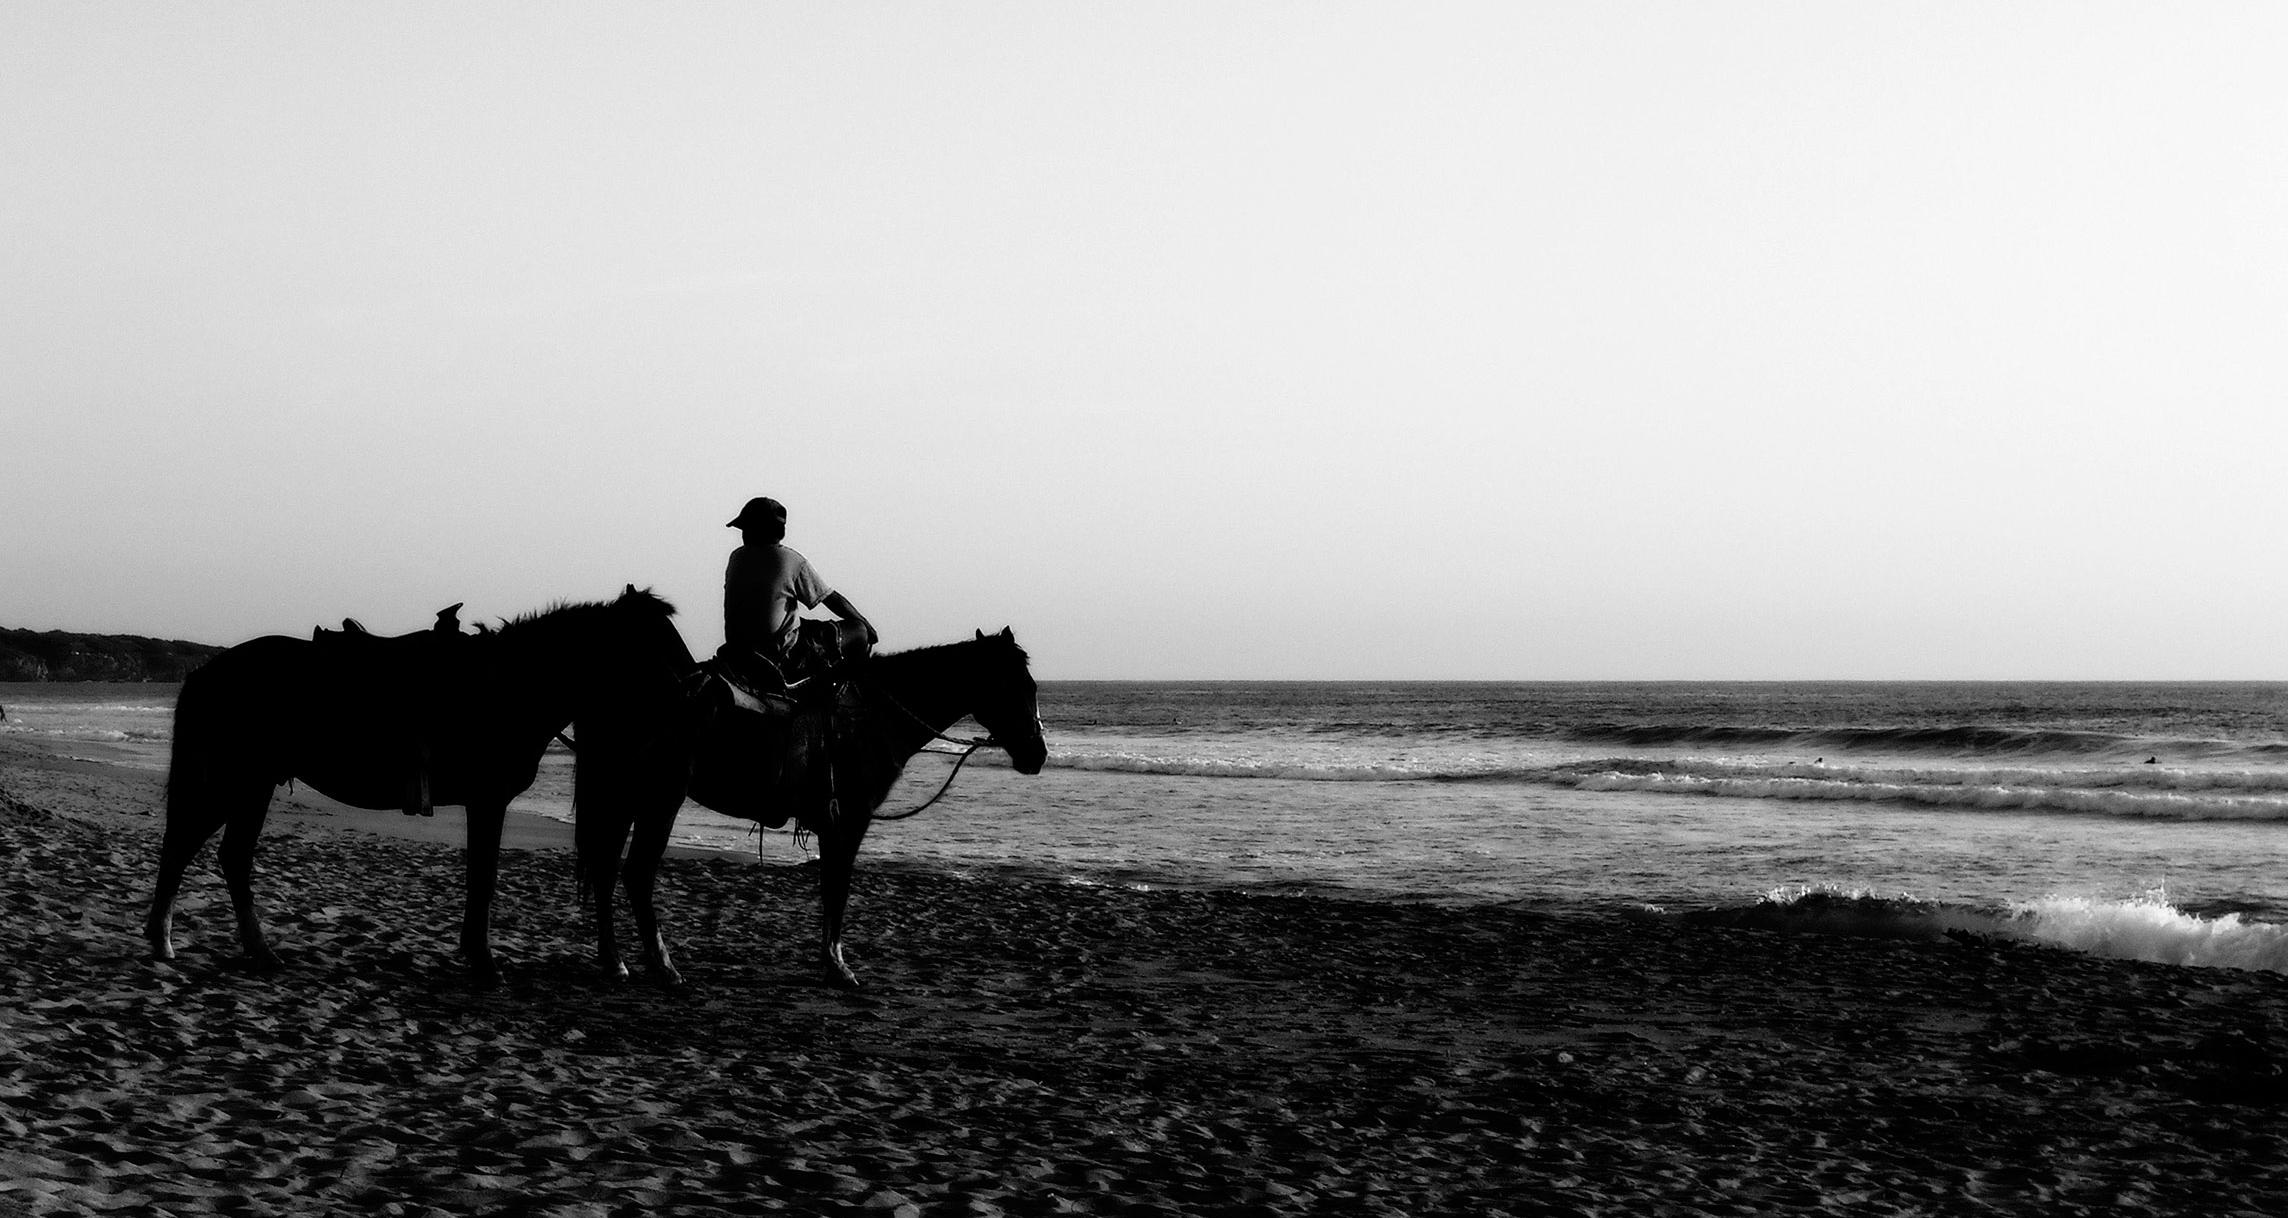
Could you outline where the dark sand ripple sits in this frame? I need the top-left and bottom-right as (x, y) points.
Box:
(7, 757), (2288, 1215)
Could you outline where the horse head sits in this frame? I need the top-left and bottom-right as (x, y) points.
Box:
(970, 627), (1047, 774)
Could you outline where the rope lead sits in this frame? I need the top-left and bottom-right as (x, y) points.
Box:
(875, 741), (988, 821)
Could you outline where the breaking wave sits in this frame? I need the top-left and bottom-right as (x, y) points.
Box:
(1685, 886), (2288, 974)
(1565, 722), (2141, 756)
(1548, 759), (2288, 822)
(0, 722), (173, 743)
(1046, 747), (2288, 823)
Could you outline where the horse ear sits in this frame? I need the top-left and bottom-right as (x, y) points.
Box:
(975, 629), (987, 641)
(625, 584), (637, 597)
(999, 626), (1014, 640)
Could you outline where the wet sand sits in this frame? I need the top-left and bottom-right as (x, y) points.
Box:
(6, 732), (2288, 1215)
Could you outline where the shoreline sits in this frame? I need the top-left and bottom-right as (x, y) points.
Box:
(8, 732), (2288, 1212)
(0, 730), (736, 861)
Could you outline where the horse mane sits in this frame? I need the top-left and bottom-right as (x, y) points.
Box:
(878, 631), (1029, 669)
(488, 586), (694, 687)
(498, 586), (678, 634)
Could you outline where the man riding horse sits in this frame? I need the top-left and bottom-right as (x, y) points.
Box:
(722, 496), (876, 689)
(687, 496), (879, 829)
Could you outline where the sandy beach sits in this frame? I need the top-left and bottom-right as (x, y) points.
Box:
(6, 732), (2288, 1215)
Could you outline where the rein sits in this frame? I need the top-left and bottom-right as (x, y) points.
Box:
(572, 664), (1018, 843)
(869, 685), (999, 822)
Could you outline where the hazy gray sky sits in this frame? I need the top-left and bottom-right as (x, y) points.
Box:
(5, 5), (2284, 679)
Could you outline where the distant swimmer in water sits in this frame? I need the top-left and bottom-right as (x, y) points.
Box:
(2146, 756), (2159, 765)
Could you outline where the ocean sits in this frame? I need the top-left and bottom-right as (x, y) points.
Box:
(11, 679), (2288, 975)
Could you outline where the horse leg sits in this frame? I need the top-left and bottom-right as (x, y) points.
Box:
(816, 815), (873, 988)
(583, 812), (633, 983)
(146, 789), (231, 961)
(462, 799), (507, 987)
(217, 787), (283, 971)
(622, 788), (686, 987)
(573, 743), (639, 983)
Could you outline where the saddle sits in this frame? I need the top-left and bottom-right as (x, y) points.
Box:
(310, 603), (469, 818)
(685, 619), (870, 830)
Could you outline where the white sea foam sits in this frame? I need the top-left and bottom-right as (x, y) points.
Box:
(1042, 744), (2288, 823)
(2010, 895), (2288, 972)
(1659, 757), (2288, 794)
(1740, 886), (2288, 974)
(1051, 748), (1473, 783)
(1742, 885), (2006, 939)
(1560, 767), (2288, 822)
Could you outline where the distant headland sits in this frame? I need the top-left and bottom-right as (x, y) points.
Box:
(0, 628), (223, 682)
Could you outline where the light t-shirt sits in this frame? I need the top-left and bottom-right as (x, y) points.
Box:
(724, 544), (831, 656)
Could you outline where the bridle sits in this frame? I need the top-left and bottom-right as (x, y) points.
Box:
(868, 683), (1016, 822)
(879, 684), (1002, 753)
(579, 661), (1043, 846)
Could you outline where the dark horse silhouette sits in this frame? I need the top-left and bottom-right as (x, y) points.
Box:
(647, 628), (1049, 987)
(145, 587), (695, 986)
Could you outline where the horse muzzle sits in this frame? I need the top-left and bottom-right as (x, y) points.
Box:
(1006, 737), (1048, 776)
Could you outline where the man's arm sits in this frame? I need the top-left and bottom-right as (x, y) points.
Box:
(821, 590), (878, 645)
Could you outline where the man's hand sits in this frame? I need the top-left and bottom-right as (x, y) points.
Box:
(822, 591), (877, 647)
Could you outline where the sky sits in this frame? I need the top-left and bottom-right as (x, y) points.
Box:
(4, 4), (2285, 680)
